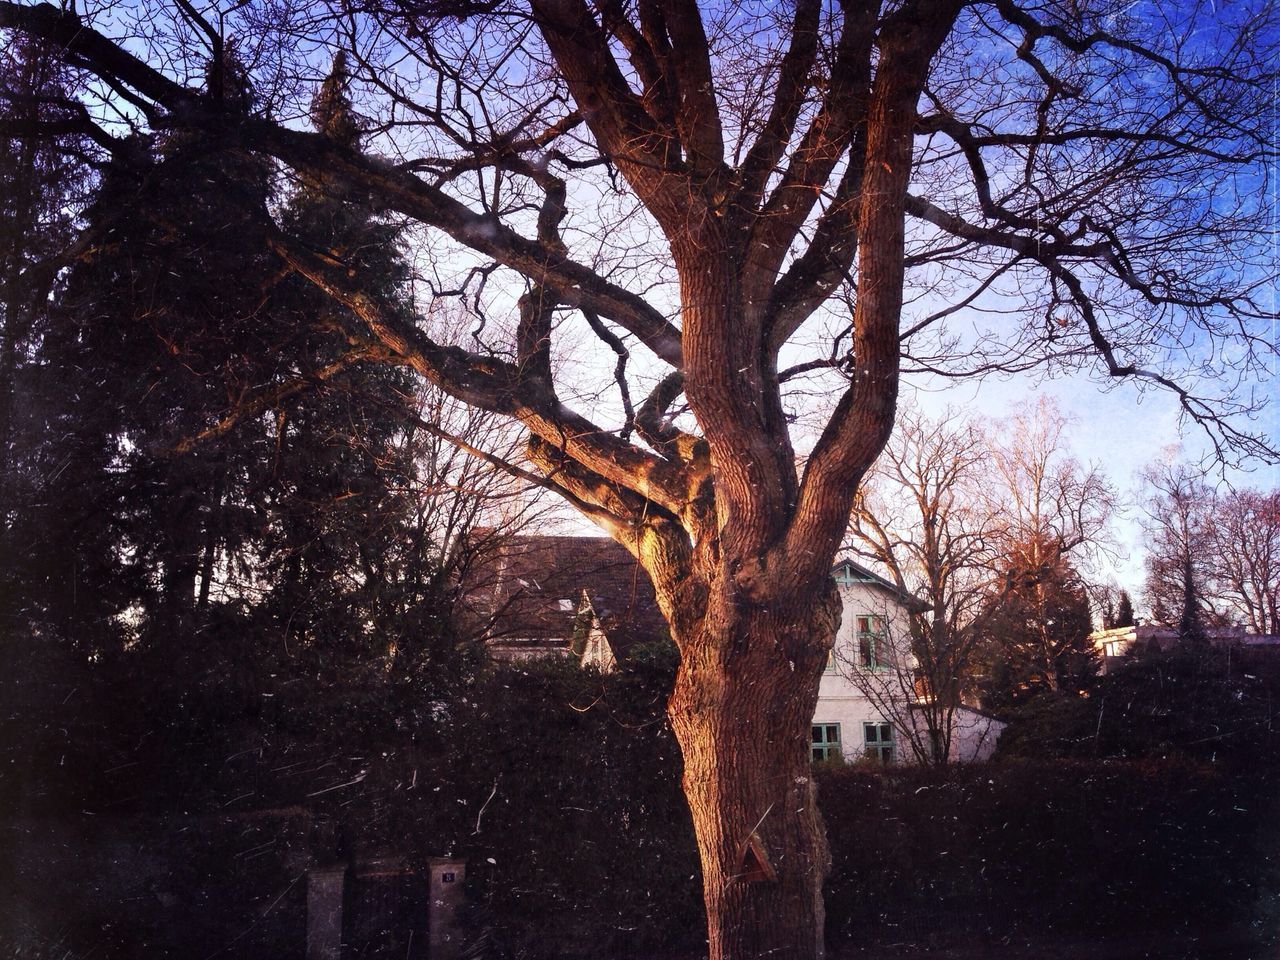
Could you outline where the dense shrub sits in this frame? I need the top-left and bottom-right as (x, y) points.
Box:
(2, 642), (705, 960)
(447, 647), (703, 959)
(997, 646), (1280, 768)
(817, 760), (1279, 949)
(8, 632), (1278, 957)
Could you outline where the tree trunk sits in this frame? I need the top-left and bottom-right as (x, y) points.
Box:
(668, 585), (841, 960)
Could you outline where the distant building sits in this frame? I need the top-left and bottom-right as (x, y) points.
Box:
(456, 534), (666, 666)
(462, 536), (1004, 763)
(1091, 623), (1280, 673)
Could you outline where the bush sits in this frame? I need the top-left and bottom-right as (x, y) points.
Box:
(998, 645), (1280, 769)
(447, 648), (703, 959)
(816, 759), (1279, 950)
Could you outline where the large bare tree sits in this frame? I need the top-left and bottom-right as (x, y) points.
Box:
(2, 0), (1276, 955)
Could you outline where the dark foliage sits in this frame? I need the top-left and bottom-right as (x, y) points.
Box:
(7, 624), (1279, 957)
(1101, 590), (1135, 630)
(448, 648), (704, 959)
(1, 646), (705, 960)
(978, 544), (1098, 713)
(997, 645), (1280, 769)
(818, 760), (1279, 950)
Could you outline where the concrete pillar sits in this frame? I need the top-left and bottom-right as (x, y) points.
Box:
(306, 864), (347, 960)
(427, 857), (467, 960)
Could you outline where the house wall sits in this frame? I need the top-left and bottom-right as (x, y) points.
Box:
(814, 580), (916, 763)
(816, 578), (1004, 764)
(580, 624), (616, 671)
(944, 707), (1004, 763)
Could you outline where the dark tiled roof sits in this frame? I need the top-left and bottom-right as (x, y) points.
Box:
(460, 538), (922, 662)
(459, 535), (667, 659)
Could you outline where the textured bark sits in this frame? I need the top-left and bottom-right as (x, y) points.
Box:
(3, 0), (1263, 955)
(665, 569), (841, 960)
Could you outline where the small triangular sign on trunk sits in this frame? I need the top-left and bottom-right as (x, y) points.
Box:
(738, 829), (778, 883)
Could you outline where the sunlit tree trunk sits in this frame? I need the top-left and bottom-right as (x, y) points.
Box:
(667, 581), (841, 960)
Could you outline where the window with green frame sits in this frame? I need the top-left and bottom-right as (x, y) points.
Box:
(856, 615), (887, 669)
(811, 723), (842, 762)
(863, 721), (895, 763)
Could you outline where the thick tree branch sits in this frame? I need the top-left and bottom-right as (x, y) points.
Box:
(658, 0), (725, 180)
(786, 0), (965, 586)
(264, 224), (694, 515)
(531, 0), (699, 234)
(742, 1), (874, 289)
(737, 0), (821, 203)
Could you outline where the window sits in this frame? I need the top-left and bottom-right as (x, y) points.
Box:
(856, 615), (886, 669)
(811, 723), (842, 762)
(863, 722), (895, 763)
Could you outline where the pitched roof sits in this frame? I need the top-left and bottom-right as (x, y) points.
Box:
(832, 557), (930, 612)
(460, 538), (925, 661)
(458, 534), (667, 659)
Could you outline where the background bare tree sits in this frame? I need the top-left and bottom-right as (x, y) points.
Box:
(2, 0), (1277, 954)
(847, 405), (1001, 763)
(1140, 458), (1217, 637)
(976, 399), (1115, 695)
(1142, 459), (1279, 636)
(984, 399), (1116, 581)
(1207, 488), (1279, 635)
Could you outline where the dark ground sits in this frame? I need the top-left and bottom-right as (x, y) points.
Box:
(830, 933), (1272, 960)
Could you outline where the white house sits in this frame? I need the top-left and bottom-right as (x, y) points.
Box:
(817, 559), (1004, 764)
(461, 536), (1004, 764)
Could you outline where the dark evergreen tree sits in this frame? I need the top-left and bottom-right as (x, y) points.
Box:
(1177, 553), (1207, 643)
(255, 52), (419, 653)
(0, 37), (95, 627)
(978, 538), (1097, 712)
(8, 51), (472, 816)
(1115, 590), (1135, 629)
(29, 105), (276, 660)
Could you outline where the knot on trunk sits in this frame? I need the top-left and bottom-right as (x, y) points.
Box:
(731, 554), (772, 605)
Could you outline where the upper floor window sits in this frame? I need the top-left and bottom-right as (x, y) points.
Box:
(856, 615), (886, 669)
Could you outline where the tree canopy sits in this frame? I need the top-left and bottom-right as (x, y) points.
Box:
(2, 0), (1276, 956)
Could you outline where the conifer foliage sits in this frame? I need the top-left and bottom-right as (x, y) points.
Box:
(3, 54), (470, 820)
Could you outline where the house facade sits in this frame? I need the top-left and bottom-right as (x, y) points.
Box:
(817, 559), (1004, 764)
(462, 536), (1003, 764)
